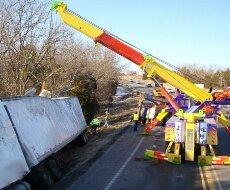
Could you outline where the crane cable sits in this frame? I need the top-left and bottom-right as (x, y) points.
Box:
(67, 9), (219, 100)
(67, 9), (219, 87)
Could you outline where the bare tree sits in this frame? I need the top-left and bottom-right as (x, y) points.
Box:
(0, 0), (121, 106)
(178, 64), (230, 89)
(0, 0), (72, 96)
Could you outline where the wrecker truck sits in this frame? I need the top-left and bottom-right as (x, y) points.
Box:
(52, 1), (230, 166)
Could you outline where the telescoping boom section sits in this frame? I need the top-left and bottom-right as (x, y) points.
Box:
(52, 2), (213, 103)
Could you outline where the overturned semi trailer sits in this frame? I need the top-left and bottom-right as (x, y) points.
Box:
(0, 96), (87, 190)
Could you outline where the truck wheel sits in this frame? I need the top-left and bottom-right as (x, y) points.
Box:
(46, 159), (63, 182)
(77, 131), (88, 146)
(9, 181), (31, 190)
(32, 166), (53, 190)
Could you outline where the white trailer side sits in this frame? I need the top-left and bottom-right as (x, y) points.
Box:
(2, 97), (87, 168)
(0, 101), (29, 189)
(0, 96), (87, 189)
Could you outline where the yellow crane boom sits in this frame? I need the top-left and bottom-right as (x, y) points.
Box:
(52, 1), (213, 102)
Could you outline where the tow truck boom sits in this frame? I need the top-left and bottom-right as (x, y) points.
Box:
(52, 2), (213, 103)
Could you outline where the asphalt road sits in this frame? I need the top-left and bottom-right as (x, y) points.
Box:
(65, 125), (230, 190)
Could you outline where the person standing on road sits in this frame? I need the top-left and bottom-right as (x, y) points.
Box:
(131, 111), (139, 132)
(103, 109), (110, 128)
(148, 104), (157, 123)
(90, 116), (101, 136)
(140, 107), (147, 124)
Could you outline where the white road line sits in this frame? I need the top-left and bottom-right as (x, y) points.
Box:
(211, 165), (223, 190)
(199, 166), (207, 190)
(104, 137), (144, 190)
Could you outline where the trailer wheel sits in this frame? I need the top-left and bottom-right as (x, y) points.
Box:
(9, 181), (31, 190)
(46, 159), (63, 182)
(31, 166), (53, 190)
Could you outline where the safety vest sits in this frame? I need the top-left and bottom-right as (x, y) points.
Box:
(133, 114), (139, 121)
(90, 118), (100, 126)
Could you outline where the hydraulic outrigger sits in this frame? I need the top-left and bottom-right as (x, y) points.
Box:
(52, 1), (230, 165)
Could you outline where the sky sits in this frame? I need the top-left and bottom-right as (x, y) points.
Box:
(53, 0), (230, 71)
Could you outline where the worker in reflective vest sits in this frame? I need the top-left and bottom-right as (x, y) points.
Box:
(90, 117), (101, 135)
(131, 112), (139, 132)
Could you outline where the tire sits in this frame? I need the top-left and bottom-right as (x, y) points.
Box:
(9, 181), (31, 190)
(46, 159), (63, 182)
(30, 166), (53, 190)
